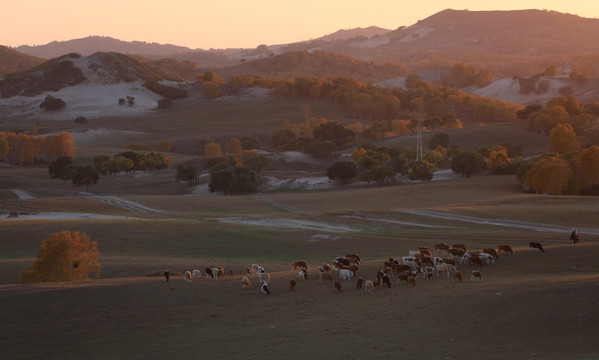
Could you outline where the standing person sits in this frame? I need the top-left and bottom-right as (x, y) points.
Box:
(164, 270), (170, 282)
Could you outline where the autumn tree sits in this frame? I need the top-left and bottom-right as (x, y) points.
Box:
(19, 231), (101, 283)
(524, 156), (571, 195)
(0, 132), (8, 160)
(487, 146), (511, 169)
(549, 123), (579, 154)
(226, 138), (244, 166)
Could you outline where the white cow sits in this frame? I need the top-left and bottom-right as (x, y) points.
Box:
(338, 269), (353, 280)
(192, 270), (202, 278)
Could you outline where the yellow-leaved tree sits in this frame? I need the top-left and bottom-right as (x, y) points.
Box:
(549, 123), (579, 154)
(524, 156), (571, 195)
(19, 231), (101, 283)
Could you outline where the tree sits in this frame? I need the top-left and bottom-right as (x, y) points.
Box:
(0, 132), (8, 160)
(240, 135), (260, 150)
(74, 116), (88, 125)
(326, 161), (357, 184)
(450, 151), (485, 177)
(72, 164), (100, 190)
(244, 155), (270, 174)
(156, 140), (173, 152)
(549, 123), (579, 154)
(204, 141), (223, 159)
(429, 133), (450, 150)
(48, 156), (75, 181)
(524, 156), (571, 195)
(487, 147), (511, 169)
(408, 160), (437, 181)
(176, 161), (201, 186)
(19, 231), (101, 283)
(312, 121), (355, 149)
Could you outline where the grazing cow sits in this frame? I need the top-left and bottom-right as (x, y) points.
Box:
(392, 264), (412, 275)
(241, 276), (250, 288)
(356, 277), (364, 289)
(471, 270), (483, 282)
(250, 264), (260, 274)
(454, 271), (463, 282)
(290, 279), (297, 291)
(246, 267), (251, 274)
(320, 263), (331, 272)
(423, 266), (435, 280)
(434, 243), (450, 253)
(338, 269), (353, 281)
(259, 272), (270, 284)
(292, 260), (308, 271)
(213, 267), (225, 280)
(529, 242), (544, 253)
(448, 248), (466, 259)
(407, 276), (416, 287)
(164, 271), (170, 282)
(334, 281), (343, 293)
(400, 256), (415, 264)
(334, 257), (350, 267)
(498, 244), (514, 254)
(184, 271), (192, 282)
(192, 270), (202, 278)
(345, 253), (362, 264)
(442, 258), (456, 267)
(468, 255), (484, 267)
(436, 263), (456, 278)
(570, 229), (580, 244)
(347, 264), (360, 276)
(396, 273), (410, 285)
(479, 252), (495, 264)
(228, 269), (234, 276)
(452, 244), (468, 253)
(364, 280), (374, 294)
(298, 269), (308, 281)
(320, 272), (334, 284)
(261, 281), (270, 295)
(418, 247), (432, 256)
(205, 267), (214, 278)
(482, 248), (499, 259)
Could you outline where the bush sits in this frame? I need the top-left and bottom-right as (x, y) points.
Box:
(39, 95), (66, 111)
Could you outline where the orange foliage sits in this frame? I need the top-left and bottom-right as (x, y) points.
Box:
(549, 123), (579, 154)
(525, 156), (571, 195)
(19, 231), (101, 283)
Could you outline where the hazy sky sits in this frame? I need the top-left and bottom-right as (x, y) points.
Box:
(2, 0), (598, 49)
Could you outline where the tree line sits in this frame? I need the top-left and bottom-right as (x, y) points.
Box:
(0, 130), (75, 165)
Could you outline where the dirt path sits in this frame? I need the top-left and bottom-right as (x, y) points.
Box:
(397, 209), (599, 236)
(79, 192), (163, 213)
(9, 189), (35, 200)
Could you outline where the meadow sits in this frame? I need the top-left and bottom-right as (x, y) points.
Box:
(0, 95), (597, 359)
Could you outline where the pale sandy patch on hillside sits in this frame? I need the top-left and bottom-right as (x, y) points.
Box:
(214, 216), (358, 233)
(351, 35), (390, 49)
(0, 212), (131, 220)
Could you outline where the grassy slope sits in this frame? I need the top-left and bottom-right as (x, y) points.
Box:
(0, 95), (597, 359)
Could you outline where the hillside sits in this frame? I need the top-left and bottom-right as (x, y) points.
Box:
(14, 36), (193, 59)
(0, 46), (45, 74)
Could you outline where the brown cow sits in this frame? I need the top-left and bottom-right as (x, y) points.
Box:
(454, 271), (463, 282)
(482, 248), (499, 259)
(320, 272), (334, 284)
(356, 277), (364, 289)
(434, 243), (450, 252)
(334, 281), (343, 293)
(345, 253), (362, 263)
(471, 270), (483, 282)
(290, 279), (297, 291)
(529, 242), (544, 253)
(407, 276), (416, 287)
(452, 244), (468, 253)
(292, 260), (308, 271)
(498, 244), (514, 254)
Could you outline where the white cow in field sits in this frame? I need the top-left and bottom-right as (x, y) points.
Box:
(192, 270), (202, 278)
(338, 269), (353, 280)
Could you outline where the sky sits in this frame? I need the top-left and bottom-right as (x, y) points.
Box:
(2, 0), (598, 49)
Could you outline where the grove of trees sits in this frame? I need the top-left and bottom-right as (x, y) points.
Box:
(0, 130), (76, 165)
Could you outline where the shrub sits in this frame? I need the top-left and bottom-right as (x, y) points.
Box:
(39, 95), (66, 111)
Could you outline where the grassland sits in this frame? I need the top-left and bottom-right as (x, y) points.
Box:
(0, 94), (597, 359)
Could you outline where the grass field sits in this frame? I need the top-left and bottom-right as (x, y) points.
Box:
(0, 95), (598, 359)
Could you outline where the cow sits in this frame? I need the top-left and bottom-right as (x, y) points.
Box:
(338, 269), (353, 281)
(292, 260), (308, 271)
(289, 279), (297, 291)
(259, 272), (270, 284)
(529, 242), (544, 253)
(436, 263), (456, 278)
(205, 267), (214, 278)
(250, 264), (261, 274)
(320, 272), (334, 284)
(471, 270), (483, 282)
(364, 280), (374, 294)
(407, 276), (416, 287)
(319, 263), (331, 273)
(241, 276), (250, 288)
(498, 244), (514, 254)
(434, 243), (450, 253)
(452, 244), (468, 253)
(334, 281), (343, 293)
(345, 253), (362, 264)
(448, 248), (466, 259)
(479, 252), (495, 265)
(261, 281), (271, 295)
(570, 229), (580, 244)
(356, 277), (364, 289)
(298, 269), (308, 281)
(192, 270), (202, 278)
(482, 248), (499, 259)
(454, 271), (463, 282)
(184, 271), (192, 282)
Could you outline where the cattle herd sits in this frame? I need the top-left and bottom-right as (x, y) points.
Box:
(173, 239), (566, 295)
